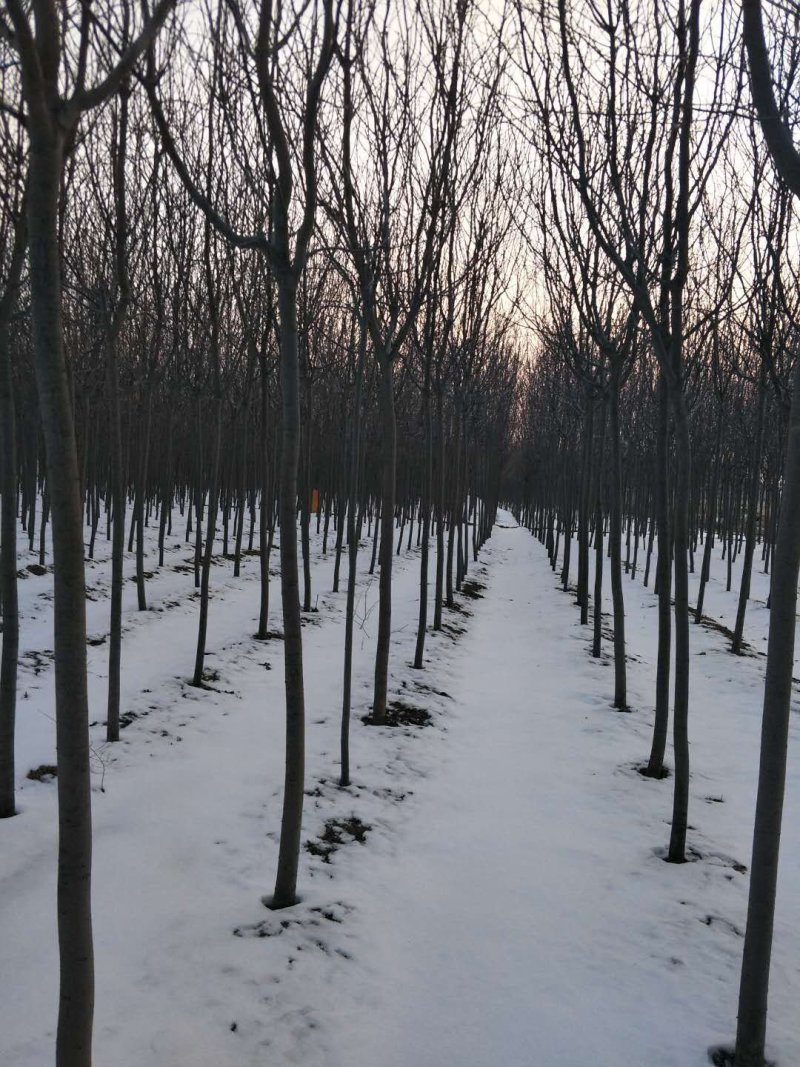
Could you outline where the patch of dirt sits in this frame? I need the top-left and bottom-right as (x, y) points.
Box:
(362, 701), (432, 728)
(372, 785), (412, 803)
(188, 669), (236, 695)
(26, 563), (48, 576)
(253, 630), (285, 642)
(638, 764), (670, 780)
(441, 620), (467, 641)
(305, 816), (371, 862)
(708, 1047), (774, 1067)
(691, 607), (758, 658)
(704, 851), (748, 875)
(27, 764), (57, 782)
(410, 680), (453, 700)
(700, 914), (743, 937)
(232, 901), (353, 939)
(461, 579), (486, 599)
(707, 1047), (734, 1065)
(446, 599), (472, 616)
(19, 649), (54, 675)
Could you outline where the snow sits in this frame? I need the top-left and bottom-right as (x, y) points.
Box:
(1, 508), (799, 1065)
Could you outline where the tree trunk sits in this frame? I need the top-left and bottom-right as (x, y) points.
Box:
(433, 391), (446, 630)
(733, 375), (767, 654)
(734, 357), (800, 1067)
(27, 125), (95, 1067)
(192, 397), (222, 687)
(340, 320), (366, 787)
(696, 414), (722, 622)
(233, 402), (248, 578)
(300, 380), (312, 612)
(271, 278), (306, 910)
(646, 377), (671, 778)
(135, 388), (152, 611)
(609, 363), (627, 708)
(592, 396), (607, 659)
(371, 356), (396, 724)
(0, 300), (19, 817)
(667, 393), (691, 862)
(257, 371), (272, 640)
(106, 335), (125, 742)
(446, 412), (460, 609)
(578, 395), (593, 624)
(414, 365), (433, 669)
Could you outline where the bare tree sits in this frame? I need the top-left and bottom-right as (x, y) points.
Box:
(147, 0), (337, 909)
(0, 101), (26, 819)
(1, 1), (176, 1058)
(731, 1), (800, 1062)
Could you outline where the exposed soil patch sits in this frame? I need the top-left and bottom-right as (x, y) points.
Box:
(708, 1047), (774, 1067)
(446, 599), (472, 616)
(232, 901), (353, 939)
(409, 680), (453, 700)
(27, 764), (57, 782)
(372, 785), (412, 803)
(441, 620), (467, 641)
(253, 630), (284, 642)
(637, 764), (670, 780)
(700, 914), (743, 937)
(187, 668), (236, 695)
(362, 700), (432, 728)
(704, 851), (748, 875)
(691, 607), (758, 658)
(19, 649), (54, 675)
(305, 815), (371, 863)
(708, 1047), (735, 1066)
(461, 579), (486, 599)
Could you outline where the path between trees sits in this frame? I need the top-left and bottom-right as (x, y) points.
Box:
(2, 515), (799, 1066)
(315, 517), (800, 1067)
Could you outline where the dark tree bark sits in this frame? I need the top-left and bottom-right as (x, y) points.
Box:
(733, 1), (800, 1061)
(608, 359), (627, 708)
(0, 206), (26, 819)
(5, 2), (176, 1056)
(340, 314), (367, 787)
(372, 356), (397, 722)
(592, 393), (607, 659)
(732, 368), (767, 654)
(105, 87), (131, 743)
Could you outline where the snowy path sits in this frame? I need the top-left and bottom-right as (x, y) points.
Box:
(316, 519), (800, 1067)
(2, 512), (800, 1066)
(322, 523), (610, 1066)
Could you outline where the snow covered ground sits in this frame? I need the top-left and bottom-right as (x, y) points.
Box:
(1, 507), (799, 1065)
